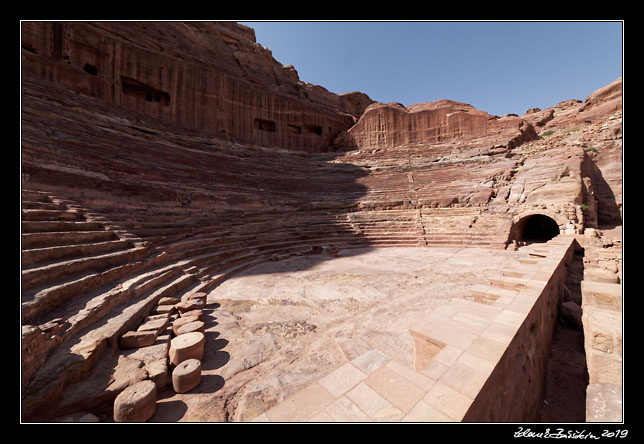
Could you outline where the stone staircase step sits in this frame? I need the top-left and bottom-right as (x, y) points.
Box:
(21, 271), (197, 420)
(22, 230), (119, 249)
(198, 258), (267, 292)
(21, 259), (179, 387)
(22, 190), (52, 202)
(22, 200), (66, 210)
(21, 246), (150, 292)
(22, 239), (134, 268)
(22, 220), (106, 233)
(22, 209), (85, 222)
(21, 250), (168, 324)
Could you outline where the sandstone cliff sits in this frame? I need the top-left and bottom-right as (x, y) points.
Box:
(21, 22), (622, 422)
(21, 21), (373, 154)
(331, 98), (538, 152)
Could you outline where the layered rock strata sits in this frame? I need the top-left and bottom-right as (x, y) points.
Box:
(21, 21), (372, 153)
(21, 21), (622, 422)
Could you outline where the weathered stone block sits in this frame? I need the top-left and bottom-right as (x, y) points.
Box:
(113, 380), (157, 422)
(120, 330), (158, 349)
(175, 320), (205, 336)
(168, 332), (205, 366)
(172, 359), (202, 393)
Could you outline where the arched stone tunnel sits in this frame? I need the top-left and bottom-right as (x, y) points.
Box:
(509, 214), (561, 245)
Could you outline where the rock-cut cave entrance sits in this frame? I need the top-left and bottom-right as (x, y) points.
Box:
(512, 214), (561, 244)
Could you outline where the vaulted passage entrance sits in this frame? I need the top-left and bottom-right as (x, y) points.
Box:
(512, 214), (561, 244)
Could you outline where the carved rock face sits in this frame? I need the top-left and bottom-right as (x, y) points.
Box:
(20, 22), (621, 422)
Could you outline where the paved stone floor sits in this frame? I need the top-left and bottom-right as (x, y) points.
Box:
(150, 246), (536, 422)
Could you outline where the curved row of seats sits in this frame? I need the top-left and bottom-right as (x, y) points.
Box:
(21, 77), (516, 420)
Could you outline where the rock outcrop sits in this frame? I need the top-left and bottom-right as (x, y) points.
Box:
(21, 22), (372, 154)
(330, 99), (539, 152)
(21, 21), (622, 422)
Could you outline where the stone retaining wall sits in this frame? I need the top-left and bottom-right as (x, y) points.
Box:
(462, 237), (576, 421)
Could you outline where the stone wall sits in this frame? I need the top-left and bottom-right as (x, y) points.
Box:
(462, 238), (576, 421)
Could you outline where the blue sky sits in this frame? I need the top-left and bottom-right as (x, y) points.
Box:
(240, 21), (622, 117)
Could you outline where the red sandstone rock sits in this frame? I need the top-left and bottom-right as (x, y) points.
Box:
(172, 359), (202, 394)
(19, 21), (621, 423)
(20, 22), (368, 154)
(172, 315), (200, 335)
(120, 330), (158, 349)
(180, 309), (204, 321)
(337, 99), (537, 151)
(169, 332), (205, 366)
(158, 297), (181, 306)
(175, 299), (203, 313)
(186, 292), (207, 305)
(154, 305), (177, 316)
(176, 320), (205, 336)
(137, 318), (169, 336)
(113, 380), (157, 422)
(560, 301), (583, 330)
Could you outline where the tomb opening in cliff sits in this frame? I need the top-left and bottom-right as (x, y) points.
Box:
(83, 63), (98, 76)
(254, 118), (277, 132)
(121, 76), (170, 106)
(513, 214), (561, 244)
(302, 124), (323, 135)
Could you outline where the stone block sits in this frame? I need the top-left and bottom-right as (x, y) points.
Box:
(581, 281), (621, 311)
(386, 360), (436, 391)
(180, 309), (204, 321)
(495, 309), (527, 328)
(480, 321), (517, 345)
(456, 351), (496, 374)
(147, 359), (169, 389)
(439, 361), (489, 400)
(423, 381), (473, 421)
(120, 330), (158, 349)
(137, 317), (169, 335)
(350, 349), (390, 375)
(158, 297), (181, 306)
(175, 320), (205, 336)
(502, 269), (525, 278)
(318, 362), (367, 398)
(168, 332), (205, 366)
(172, 315), (200, 335)
(403, 400), (453, 422)
(345, 382), (405, 422)
(466, 336), (508, 364)
(324, 396), (371, 422)
(419, 358), (449, 381)
(172, 359), (202, 393)
(175, 299), (204, 314)
(363, 365), (426, 413)
(427, 322), (477, 350)
(265, 383), (335, 422)
(113, 380), (157, 422)
(433, 345), (464, 367)
(586, 383), (622, 422)
(187, 292), (208, 305)
(584, 267), (620, 284)
(488, 276), (529, 290)
(153, 304), (177, 316)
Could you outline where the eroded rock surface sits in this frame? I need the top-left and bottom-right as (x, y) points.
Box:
(21, 21), (621, 422)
